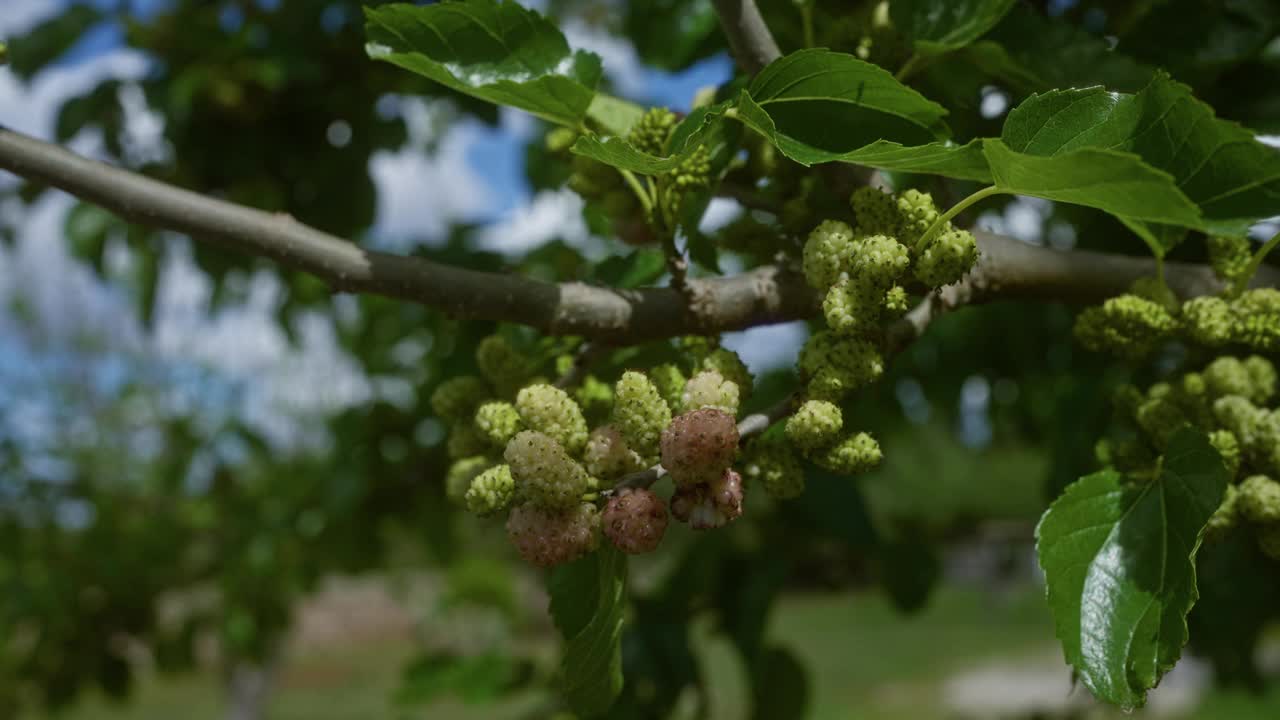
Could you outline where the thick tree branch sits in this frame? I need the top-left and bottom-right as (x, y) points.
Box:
(711, 0), (783, 74)
(0, 127), (1273, 347)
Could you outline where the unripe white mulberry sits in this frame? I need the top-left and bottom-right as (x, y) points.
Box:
(504, 431), (591, 510)
(799, 331), (884, 401)
(474, 401), (523, 448)
(914, 228), (978, 288)
(584, 425), (646, 480)
(649, 363), (687, 413)
(515, 384), (589, 457)
(1238, 475), (1280, 524)
(465, 464), (515, 516)
(430, 375), (490, 422)
(786, 400), (843, 450)
(849, 186), (898, 236)
(701, 348), (754, 401)
(743, 434), (805, 499)
(506, 502), (600, 567)
(823, 276), (881, 335)
(476, 335), (533, 394)
(612, 371), (673, 460)
(803, 219), (855, 290)
(894, 188), (940, 244)
(670, 468), (745, 529)
(682, 369), (740, 415)
(602, 488), (669, 553)
(1245, 355), (1277, 404)
(1181, 296), (1234, 347)
(811, 432), (883, 475)
(661, 408), (739, 487)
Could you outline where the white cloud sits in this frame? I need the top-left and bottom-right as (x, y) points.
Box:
(369, 120), (494, 248)
(474, 187), (596, 257)
(0, 0), (61, 37)
(0, 48), (149, 138)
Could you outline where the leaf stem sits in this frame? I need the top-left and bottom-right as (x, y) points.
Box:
(1239, 228), (1280, 294)
(914, 185), (1005, 252)
(894, 53), (922, 82)
(799, 2), (815, 49)
(620, 168), (653, 216)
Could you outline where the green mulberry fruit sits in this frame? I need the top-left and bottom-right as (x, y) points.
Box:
(823, 276), (882, 335)
(743, 433), (806, 499)
(583, 425), (646, 480)
(465, 464), (515, 516)
(650, 363), (687, 413)
(799, 331), (884, 401)
(849, 186), (898, 236)
(504, 431), (592, 510)
(786, 400), (843, 450)
(803, 219), (856, 290)
(701, 348), (753, 401)
(883, 285), (910, 315)
(1245, 356), (1277, 404)
(682, 369), (740, 415)
(515, 384), (589, 457)
(1238, 475), (1280, 523)
(660, 144), (712, 226)
(1204, 357), (1253, 400)
(894, 188), (940, 245)
(476, 335), (533, 395)
(1210, 430), (1242, 478)
(1204, 483), (1240, 541)
(430, 375), (490, 422)
(1073, 294), (1178, 359)
(914, 228), (978, 288)
(474, 401), (523, 449)
(811, 432), (883, 475)
(612, 371), (673, 461)
(627, 107), (677, 156)
(1207, 235), (1252, 288)
(1181, 296), (1234, 347)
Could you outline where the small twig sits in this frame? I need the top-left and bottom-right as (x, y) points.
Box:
(711, 0), (783, 74)
(663, 233), (691, 294)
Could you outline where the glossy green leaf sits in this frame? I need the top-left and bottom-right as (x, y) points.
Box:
(364, 1), (601, 128)
(838, 139), (993, 182)
(559, 546), (628, 717)
(1000, 73), (1280, 247)
(983, 139), (1202, 229)
(570, 136), (682, 175)
(586, 94), (645, 136)
(734, 49), (949, 165)
(1036, 427), (1228, 709)
(891, 0), (1017, 55)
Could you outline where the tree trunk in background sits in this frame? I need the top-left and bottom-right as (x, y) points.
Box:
(225, 659), (276, 720)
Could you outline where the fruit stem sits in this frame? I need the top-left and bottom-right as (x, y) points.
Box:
(914, 185), (1004, 252)
(1239, 228), (1280, 294)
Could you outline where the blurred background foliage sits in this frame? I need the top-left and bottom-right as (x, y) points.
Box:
(0, 0), (1278, 718)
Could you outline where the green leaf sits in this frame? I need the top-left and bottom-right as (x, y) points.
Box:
(964, 5), (1155, 94)
(592, 249), (667, 289)
(837, 139), (993, 182)
(364, 1), (601, 128)
(5, 5), (102, 79)
(1000, 74), (1280, 247)
(983, 139), (1202, 229)
(1035, 427), (1228, 709)
(891, 0), (1018, 56)
(570, 136), (682, 175)
(734, 49), (949, 165)
(586, 94), (645, 136)
(558, 546), (628, 717)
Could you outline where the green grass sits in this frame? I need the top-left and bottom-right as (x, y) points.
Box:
(51, 586), (1280, 720)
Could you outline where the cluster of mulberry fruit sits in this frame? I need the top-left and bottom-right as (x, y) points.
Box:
(1094, 354), (1280, 560)
(436, 331), (786, 567)
(792, 186), (976, 476)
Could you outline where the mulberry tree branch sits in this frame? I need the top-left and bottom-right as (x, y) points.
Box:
(711, 0), (783, 74)
(0, 127), (1273, 347)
